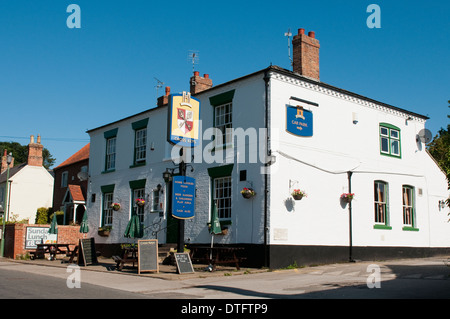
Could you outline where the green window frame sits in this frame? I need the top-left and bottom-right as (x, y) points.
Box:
(100, 184), (115, 227)
(402, 185), (419, 231)
(373, 180), (391, 230)
(379, 123), (401, 158)
(131, 118), (148, 167)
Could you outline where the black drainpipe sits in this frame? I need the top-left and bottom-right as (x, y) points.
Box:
(263, 69), (271, 268)
(347, 171), (355, 262)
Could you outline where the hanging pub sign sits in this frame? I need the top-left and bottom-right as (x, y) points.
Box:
(286, 104), (313, 137)
(167, 92), (201, 147)
(172, 175), (196, 219)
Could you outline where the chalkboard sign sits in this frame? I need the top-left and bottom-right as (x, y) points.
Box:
(78, 238), (98, 266)
(175, 253), (194, 274)
(138, 239), (159, 274)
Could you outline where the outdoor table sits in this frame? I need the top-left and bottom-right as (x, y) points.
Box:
(112, 245), (138, 271)
(30, 243), (76, 261)
(189, 246), (245, 270)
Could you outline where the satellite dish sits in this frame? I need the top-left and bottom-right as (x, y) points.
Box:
(417, 129), (432, 144)
(77, 171), (89, 181)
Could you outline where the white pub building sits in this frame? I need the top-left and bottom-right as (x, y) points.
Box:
(86, 28), (449, 268)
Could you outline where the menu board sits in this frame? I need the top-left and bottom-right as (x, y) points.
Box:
(79, 238), (98, 266)
(175, 253), (194, 274)
(138, 239), (159, 274)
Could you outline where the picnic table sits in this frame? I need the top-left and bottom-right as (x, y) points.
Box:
(30, 243), (77, 261)
(112, 245), (138, 271)
(189, 246), (246, 270)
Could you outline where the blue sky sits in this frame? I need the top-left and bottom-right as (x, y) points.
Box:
(0, 0), (448, 167)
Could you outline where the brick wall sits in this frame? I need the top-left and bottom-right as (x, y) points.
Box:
(1, 223), (85, 259)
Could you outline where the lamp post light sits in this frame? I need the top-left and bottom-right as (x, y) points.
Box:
(1, 152), (13, 257)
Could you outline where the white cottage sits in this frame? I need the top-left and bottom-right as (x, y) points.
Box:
(0, 136), (54, 222)
(86, 28), (449, 268)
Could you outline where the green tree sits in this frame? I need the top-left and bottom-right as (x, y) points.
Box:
(427, 100), (450, 193)
(0, 141), (56, 169)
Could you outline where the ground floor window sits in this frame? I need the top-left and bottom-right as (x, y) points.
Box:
(374, 180), (390, 228)
(213, 176), (232, 220)
(132, 188), (145, 223)
(402, 185), (417, 229)
(102, 192), (114, 227)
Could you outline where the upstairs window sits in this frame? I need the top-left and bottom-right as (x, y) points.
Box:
(380, 123), (401, 158)
(104, 128), (118, 172)
(131, 118), (148, 167)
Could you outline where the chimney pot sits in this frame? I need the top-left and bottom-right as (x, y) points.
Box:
(194, 71), (200, 77)
(165, 86), (170, 96)
(298, 28), (305, 35)
(308, 31), (315, 38)
(204, 74), (209, 79)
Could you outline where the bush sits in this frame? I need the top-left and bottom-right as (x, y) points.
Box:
(35, 207), (50, 224)
(49, 211), (64, 225)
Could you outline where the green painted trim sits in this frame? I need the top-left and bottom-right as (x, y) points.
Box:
(379, 123), (402, 159)
(131, 118), (149, 130)
(101, 169), (115, 174)
(209, 89), (235, 106)
(129, 179), (146, 189)
(207, 164), (234, 178)
(402, 226), (419, 232)
(379, 123), (400, 131)
(129, 162), (146, 168)
(373, 224), (392, 230)
(100, 184), (115, 193)
(104, 128), (118, 139)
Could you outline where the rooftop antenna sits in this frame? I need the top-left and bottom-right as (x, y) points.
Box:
(154, 77), (164, 97)
(188, 50), (199, 73)
(284, 28), (293, 67)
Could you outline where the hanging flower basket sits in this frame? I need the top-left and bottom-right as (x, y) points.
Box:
(135, 198), (145, 207)
(341, 193), (355, 203)
(98, 227), (111, 237)
(241, 187), (256, 199)
(291, 189), (307, 200)
(111, 203), (121, 211)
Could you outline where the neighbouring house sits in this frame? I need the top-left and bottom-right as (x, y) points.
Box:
(84, 27), (449, 268)
(52, 143), (89, 225)
(0, 135), (54, 222)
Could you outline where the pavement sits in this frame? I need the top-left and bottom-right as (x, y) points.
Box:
(3, 254), (269, 281)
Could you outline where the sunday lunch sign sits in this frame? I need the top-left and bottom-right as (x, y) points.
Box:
(25, 226), (57, 249)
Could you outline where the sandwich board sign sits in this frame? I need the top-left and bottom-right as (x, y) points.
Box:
(167, 92), (201, 147)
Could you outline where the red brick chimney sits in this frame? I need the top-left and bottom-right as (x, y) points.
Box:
(1, 149), (14, 173)
(190, 71), (213, 95)
(157, 86), (171, 107)
(292, 28), (320, 81)
(27, 134), (44, 167)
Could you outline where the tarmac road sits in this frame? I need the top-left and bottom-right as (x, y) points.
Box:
(0, 256), (449, 301)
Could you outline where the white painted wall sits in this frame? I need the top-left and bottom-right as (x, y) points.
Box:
(5, 166), (54, 222)
(86, 67), (449, 250)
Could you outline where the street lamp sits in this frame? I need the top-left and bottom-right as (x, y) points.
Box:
(162, 168), (173, 183)
(1, 152), (13, 257)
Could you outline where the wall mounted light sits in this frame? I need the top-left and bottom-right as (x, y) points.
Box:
(352, 112), (358, 124)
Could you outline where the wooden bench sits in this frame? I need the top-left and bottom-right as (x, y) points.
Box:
(113, 246), (138, 271)
(189, 246), (246, 270)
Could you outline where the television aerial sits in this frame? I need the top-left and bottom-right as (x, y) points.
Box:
(154, 77), (164, 97)
(188, 50), (199, 73)
(284, 28), (293, 67)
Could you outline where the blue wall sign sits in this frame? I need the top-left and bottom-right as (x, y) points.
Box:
(286, 105), (313, 137)
(172, 176), (196, 219)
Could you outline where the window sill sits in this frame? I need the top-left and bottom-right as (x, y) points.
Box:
(101, 169), (115, 174)
(130, 162), (146, 168)
(402, 226), (419, 232)
(373, 224), (392, 230)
